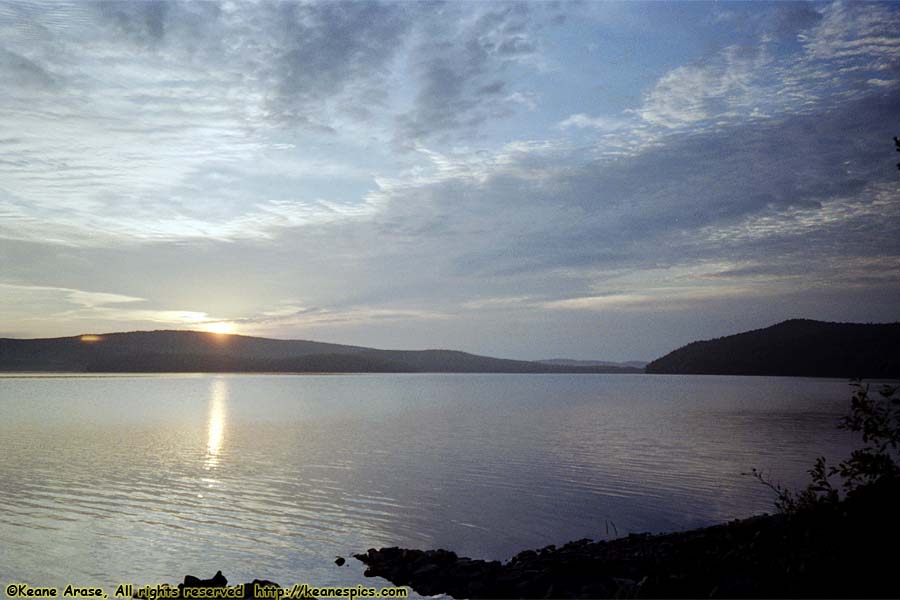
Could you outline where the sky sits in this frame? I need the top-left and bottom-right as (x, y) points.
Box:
(0, 0), (898, 361)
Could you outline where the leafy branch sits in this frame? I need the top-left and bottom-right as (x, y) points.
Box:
(750, 381), (899, 514)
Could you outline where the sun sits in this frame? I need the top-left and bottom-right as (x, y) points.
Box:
(205, 322), (236, 335)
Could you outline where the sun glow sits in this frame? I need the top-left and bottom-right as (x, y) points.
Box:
(205, 322), (236, 335)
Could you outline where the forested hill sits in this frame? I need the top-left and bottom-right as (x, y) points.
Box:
(645, 319), (900, 378)
(0, 330), (642, 374)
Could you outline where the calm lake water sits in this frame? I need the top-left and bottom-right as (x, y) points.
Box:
(0, 373), (867, 590)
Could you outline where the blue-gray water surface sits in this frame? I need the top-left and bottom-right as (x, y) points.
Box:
(0, 374), (865, 590)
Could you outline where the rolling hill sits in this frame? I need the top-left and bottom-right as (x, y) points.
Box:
(0, 330), (643, 374)
(645, 319), (900, 378)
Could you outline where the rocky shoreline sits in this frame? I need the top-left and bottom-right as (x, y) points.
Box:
(144, 482), (899, 599)
(355, 480), (900, 598)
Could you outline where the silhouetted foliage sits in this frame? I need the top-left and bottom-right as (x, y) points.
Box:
(753, 381), (900, 514)
(895, 136), (900, 171)
(834, 381), (900, 486)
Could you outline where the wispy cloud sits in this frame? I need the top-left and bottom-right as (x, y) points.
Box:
(1, 1), (898, 358)
(558, 114), (622, 131)
(0, 282), (214, 330)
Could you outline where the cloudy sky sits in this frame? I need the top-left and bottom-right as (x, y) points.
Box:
(1, 0), (898, 361)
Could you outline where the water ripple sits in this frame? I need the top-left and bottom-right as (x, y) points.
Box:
(0, 373), (867, 589)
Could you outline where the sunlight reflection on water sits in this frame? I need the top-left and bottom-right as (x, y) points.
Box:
(205, 378), (227, 473)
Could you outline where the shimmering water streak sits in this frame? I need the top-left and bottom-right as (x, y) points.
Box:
(205, 379), (227, 473)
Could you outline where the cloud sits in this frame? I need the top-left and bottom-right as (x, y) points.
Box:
(0, 47), (59, 90)
(289, 46), (900, 319)
(558, 114), (621, 130)
(1, 1), (899, 357)
(0, 1), (559, 246)
(0, 283), (143, 308)
(772, 2), (824, 36)
(394, 2), (549, 144)
(96, 0), (170, 46)
(634, 2), (900, 130)
(800, 1), (900, 61)
(542, 285), (767, 312)
(261, 1), (412, 124)
(0, 282), (217, 333)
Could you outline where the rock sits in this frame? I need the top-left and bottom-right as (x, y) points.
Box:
(243, 581), (281, 599)
(412, 563), (438, 577)
(513, 549), (537, 563)
(180, 571), (227, 590)
(144, 573), (289, 600)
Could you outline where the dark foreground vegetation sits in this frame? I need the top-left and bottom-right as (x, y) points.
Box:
(646, 319), (900, 378)
(355, 382), (900, 598)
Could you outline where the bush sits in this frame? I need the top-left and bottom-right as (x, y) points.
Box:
(751, 381), (899, 513)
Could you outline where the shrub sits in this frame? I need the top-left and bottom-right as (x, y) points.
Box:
(751, 381), (899, 513)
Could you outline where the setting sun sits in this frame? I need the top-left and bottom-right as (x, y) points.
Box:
(205, 322), (236, 335)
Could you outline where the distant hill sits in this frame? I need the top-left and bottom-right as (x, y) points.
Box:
(539, 358), (648, 370)
(645, 319), (900, 378)
(0, 330), (642, 374)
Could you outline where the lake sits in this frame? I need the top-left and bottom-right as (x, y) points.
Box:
(0, 373), (864, 591)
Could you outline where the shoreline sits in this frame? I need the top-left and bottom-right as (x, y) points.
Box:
(355, 481), (900, 598)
